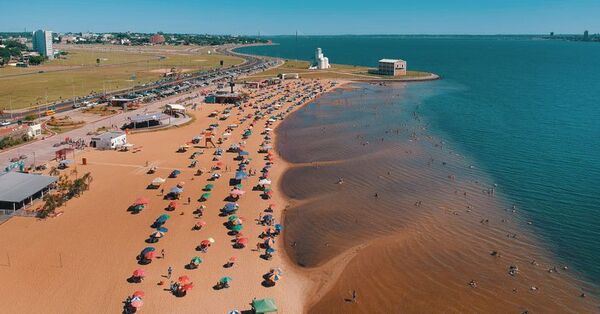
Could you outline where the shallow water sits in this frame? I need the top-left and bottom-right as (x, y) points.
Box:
(238, 36), (600, 287)
(276, 83), (597, 312)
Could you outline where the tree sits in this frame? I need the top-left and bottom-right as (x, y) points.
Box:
(81, 172), (93, 190)
(28, 55), (45, 65)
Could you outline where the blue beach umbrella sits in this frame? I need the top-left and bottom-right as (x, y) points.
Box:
(157, 227), (169, 233)
(141, 247), (155, 255)
(235, 170), (247, 180)
(266, 247), (276, 254)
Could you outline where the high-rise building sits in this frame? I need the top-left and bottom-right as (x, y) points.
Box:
(32, 30), (53, 59)
(583, 30), (589, 41)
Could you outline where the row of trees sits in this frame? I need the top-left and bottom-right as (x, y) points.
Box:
(38, 170), (93, 218)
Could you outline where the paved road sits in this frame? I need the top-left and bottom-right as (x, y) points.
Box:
(0, 45), (281, 171)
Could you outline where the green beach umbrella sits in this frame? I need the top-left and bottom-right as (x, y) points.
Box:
(204, 184), (214, 191)
(231, 224), (243, 232)
(228, 215), (239, 222)
(220, 276), (232, 284)
(201, 192), (211, 200)
(235, 183), (243, 189)
(191, 256), (203, 265)
(159, 214), (171, 221)
(252, 298), (278, 313)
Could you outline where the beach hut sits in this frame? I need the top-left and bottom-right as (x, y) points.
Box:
(252, 298), (278, 314)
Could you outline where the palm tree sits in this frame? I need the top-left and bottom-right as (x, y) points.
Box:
(82, 172), (93, 190)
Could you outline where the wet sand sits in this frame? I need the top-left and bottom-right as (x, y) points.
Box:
(277, 83), (598, 313)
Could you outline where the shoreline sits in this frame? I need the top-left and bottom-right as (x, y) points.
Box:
(273, 81), (598, 313)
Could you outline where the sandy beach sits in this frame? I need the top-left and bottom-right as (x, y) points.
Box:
(0, 79), (341, 313)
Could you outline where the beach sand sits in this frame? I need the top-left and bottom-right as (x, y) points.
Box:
(0, 79), (340, 313)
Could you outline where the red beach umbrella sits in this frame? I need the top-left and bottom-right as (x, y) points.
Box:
(181, 283), (194, 291)
(195, 220), (207, 227)
(133, 269), (145, 277)
(229, 256), (238, 262)
(200, 240), (211, 246)
(133, 197), (149, 206)
(178, 275), (190, 284)
(132, 290), (145, 298)
(216, 161), (224, 167)
(168, 201), (178, 209)
(236, 238), (249, 245)
(131, 299), (143, 308)
(144, 251), (156, 260)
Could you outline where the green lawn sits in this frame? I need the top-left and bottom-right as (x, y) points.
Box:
(243, 59), (434, 81)
(0, 47), (244, 110)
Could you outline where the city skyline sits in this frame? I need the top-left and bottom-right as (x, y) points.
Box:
(1, 0), (599, 35)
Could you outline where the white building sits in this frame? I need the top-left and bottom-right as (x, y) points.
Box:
(27, 123), (42, 138)
(90, 131), (127, 150)
(378, 59), (407, 76)
(32, 30), (53, 59)
(312, 48), (330, 70)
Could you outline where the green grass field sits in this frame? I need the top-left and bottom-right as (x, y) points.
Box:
(243, 60), (433, 81)
(0, 46), (244, 110)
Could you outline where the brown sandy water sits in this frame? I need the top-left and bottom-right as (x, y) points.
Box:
(276, 83), (598, 313)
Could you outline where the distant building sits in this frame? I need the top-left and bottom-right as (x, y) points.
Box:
(27, 123), (42, 138)
(32, 30), (53, 59)
(378, 59), (407, 76)
(150, 33), (165, 44)
(90, 131), (127, 149)
(583, 30), (590, 41)
(312, 48), (330, 70)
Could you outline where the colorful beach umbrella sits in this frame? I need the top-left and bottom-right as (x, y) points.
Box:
(200, 240), (211, 246)
(191, 256), (203, 265)
(236, 238), (249, 245)
(141, 247), (155, 255)
(230, 189), (245, 196)
(181, 283), (194, 291)
(220, 276), (232, 284)
(144, 251), (156, 260)
(235, 170), (247, 180)
(207, 237), (215, 243)
(168, 201), (178, 208)
(195, 220), (207, 227)
(231, 224), (243, 232)
(151, 231), (164, 238)
(204, 184), (214, 191)
(133, 269), (145, 277)
(229, 256), (238, 262)
(130, 299), (143, 308)
(200, 192), (211, 200)
(133, 197), (149, 206)
(228, 215), (239, 222)
(178, 275), (190, 284)
(157, 214), (171, 222)
(132, 291), (145, 298)
(258, 179), (271, 186)
(157, 227), (169, 233)
(266, 247), (276, 254)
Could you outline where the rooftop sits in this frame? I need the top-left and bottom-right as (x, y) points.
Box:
(130, 113), (168, 123)
(379, 59), (406, 63)
(92, 130), (126, 141)
(0, 172), (57, 203)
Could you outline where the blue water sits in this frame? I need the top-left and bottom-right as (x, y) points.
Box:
(237, 36), (600, 286)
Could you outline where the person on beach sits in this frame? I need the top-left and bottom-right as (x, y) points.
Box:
(204, 130), (216, 148)
(161, 249), (165, 259)
(160, 188), (164, 195)
(352, 290), (357, 303)
(167, 266), (173, 279)
(187, 197), (191, 205)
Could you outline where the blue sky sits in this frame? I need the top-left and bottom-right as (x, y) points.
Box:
(1, 0), (599, 35)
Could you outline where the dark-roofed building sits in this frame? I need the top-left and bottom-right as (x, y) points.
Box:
(123, 113), (169, 129)
(0, 172), (57, 212)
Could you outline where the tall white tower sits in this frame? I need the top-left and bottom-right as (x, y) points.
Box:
(314, 47), (330, 70)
